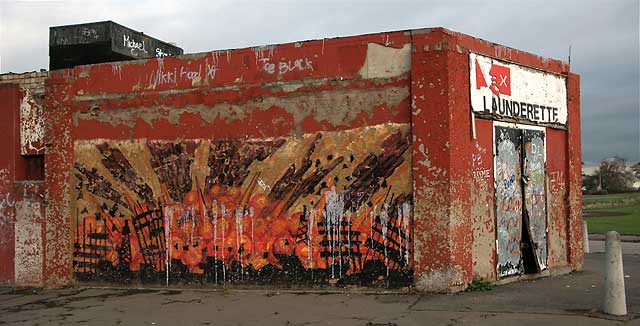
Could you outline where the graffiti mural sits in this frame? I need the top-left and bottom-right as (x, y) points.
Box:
(72, 124), (412, 287)
(494, 126), (523, 277)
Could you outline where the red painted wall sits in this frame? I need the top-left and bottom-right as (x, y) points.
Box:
(38, 28), (582, 290)
(47, 31), (415, 288)
(0, 85), (19, 284)
(470, 118), (496, 281)
(0, 80), (47, 286)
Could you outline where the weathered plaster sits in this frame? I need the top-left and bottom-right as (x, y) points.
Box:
(72, 86), (409, 136)
(359, 43), (411, 79)
(14, 200), (43, 286)
(19, 88), (45, 155)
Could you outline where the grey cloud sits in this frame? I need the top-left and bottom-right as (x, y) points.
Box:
(0, 0), (637, 165)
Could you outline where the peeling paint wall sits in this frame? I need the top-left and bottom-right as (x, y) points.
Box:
(0, 77), (47, 286)
(39, 27), (582, 291)
(546, 128), (568, 268)
(470, 119), (495, 281)
(47, 31), (416, 287)
(19, 88), (45, 155)
(0, 71), (48, 156)
(14, 182), (45, 286)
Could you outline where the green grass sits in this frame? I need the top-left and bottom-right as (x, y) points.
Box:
(465, 278), (495, 292)
(583, 193), (640, 202)
(584, 205), (640, 235)
(582, 192), (640, 209)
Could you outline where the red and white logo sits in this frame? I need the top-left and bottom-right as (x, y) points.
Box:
(475, 59), (511, 97)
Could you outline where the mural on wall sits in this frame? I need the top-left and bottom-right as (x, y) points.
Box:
(523, 130), (547, 270)
(72, 123), (412, 287)
(494, 126), (523, 277)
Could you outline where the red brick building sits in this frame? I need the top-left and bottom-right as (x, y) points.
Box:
(0, 27), (582, 292)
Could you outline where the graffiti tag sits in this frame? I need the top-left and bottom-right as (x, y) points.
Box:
(257, 178), (271, 192)
(549, 171), (565, 193)
(259, 57), (314, 75)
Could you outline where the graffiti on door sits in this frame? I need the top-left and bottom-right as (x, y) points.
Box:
(523, 130), (547, 270)
(494, 127), (523, 277)
(494, 125), (547, 278)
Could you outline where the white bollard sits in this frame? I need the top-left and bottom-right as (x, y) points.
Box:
(583, 221), (590, 254)
(603, 231), (626, 315)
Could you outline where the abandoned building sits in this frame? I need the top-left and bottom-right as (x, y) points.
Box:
(0, 22), (583, 292)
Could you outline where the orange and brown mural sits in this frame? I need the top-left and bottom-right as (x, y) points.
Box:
(72, 123), (413, 287)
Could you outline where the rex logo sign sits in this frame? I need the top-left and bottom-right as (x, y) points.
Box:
(475, 60), (511, 97)
(470, 53), (567, 126)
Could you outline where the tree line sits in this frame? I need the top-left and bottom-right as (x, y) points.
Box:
(583, 156), (639, 194)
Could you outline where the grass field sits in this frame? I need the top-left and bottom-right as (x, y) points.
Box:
(583, 193), (640, 235)
(583, 192), (640, 209)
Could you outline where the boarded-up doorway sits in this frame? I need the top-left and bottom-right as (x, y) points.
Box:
(494, 124), (547, 278)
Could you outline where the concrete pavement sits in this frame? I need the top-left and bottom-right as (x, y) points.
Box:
(0, 251), (638, 325)
(590, 240), (640, 255)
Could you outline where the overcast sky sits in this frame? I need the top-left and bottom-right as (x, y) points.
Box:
(0, 0), (638, 166)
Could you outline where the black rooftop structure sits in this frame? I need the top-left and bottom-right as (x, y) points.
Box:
(49, 21), (183, 70)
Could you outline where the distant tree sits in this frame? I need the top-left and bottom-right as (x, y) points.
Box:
(595, 156), (634, 193)
(582, 174), (600, 193)
(631, 162), (640, 179)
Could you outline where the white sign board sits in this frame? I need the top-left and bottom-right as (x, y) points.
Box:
(470, 53), (567, 126)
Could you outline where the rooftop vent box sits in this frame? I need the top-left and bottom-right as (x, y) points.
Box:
(49, 21), (183, 70)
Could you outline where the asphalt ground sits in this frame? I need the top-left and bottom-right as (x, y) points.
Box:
(0, 242), (638, 326)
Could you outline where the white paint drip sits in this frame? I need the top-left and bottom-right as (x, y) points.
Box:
(163, 206), (175, 286)
(370, 205), (376, 244)
(307, 208), (316, 268)
(397, 204), (403, 266)
(221, 204), (227, 283)
(235, 206), (242, 267)
(211, 200), (218, 283)
(0, 192), (15, 226)
(383, 34), (392, 46)
(250, 207), (254, 257)
(111, 64), (122, 80)
(346, 210), (351, 272)
(251, 45), (276, 65)
(380, 203), (389, 277)
(323, 187), (344, 278)
(402, 202), (411, 266)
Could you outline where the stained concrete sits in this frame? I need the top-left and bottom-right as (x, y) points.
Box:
(0, 252), (637, 325)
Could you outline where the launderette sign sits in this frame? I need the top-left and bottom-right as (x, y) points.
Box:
(470, 53), (567, 126)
